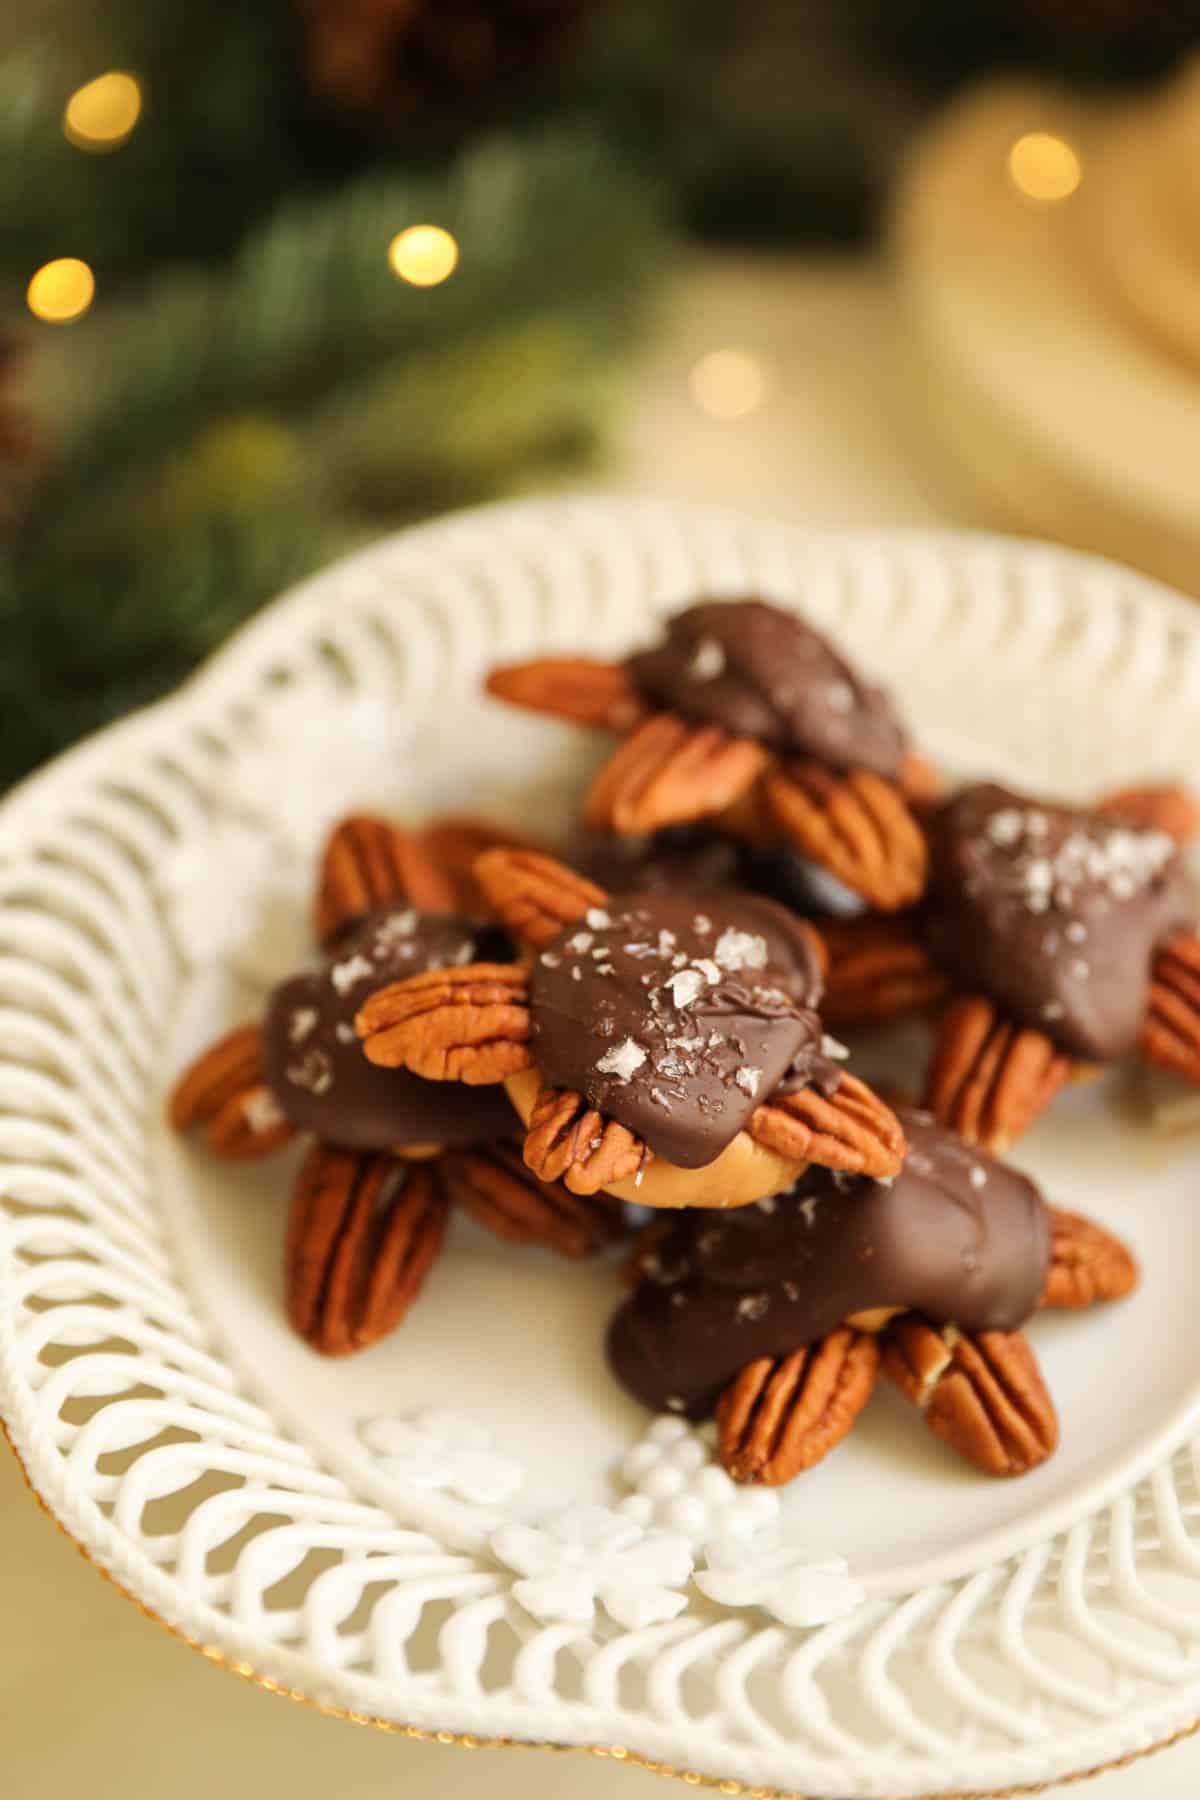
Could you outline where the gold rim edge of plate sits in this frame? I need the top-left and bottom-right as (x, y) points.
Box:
(5, 1418), (1200, 1800)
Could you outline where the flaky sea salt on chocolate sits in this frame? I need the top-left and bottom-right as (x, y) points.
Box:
(596, 1036), (649, 1082)
(925, 782), (1197, 1060)
(529, 888), (837, 1168)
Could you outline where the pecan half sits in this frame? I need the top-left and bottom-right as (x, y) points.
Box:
(924, 995), (1075, 1151)
(899, 749), (942, 808)
(168, 1023), (296, 1159)
(1039, 1208), (1139, 1311)
(315, 814), (457, 945)
(441, 1141), (625, 1259)
(882, 1316), (1058, 1477)
(473, 848), (608, 949)
(819, 913), (951, 1030)
(584, 713), (770, 836)
(523, 1084), (648, 1196)
(749, 1072), (906, 1178)
(1096, 784), (1199, 847)
(1143, 933), (1200, 1084)
(485, 657), (646, 732)
(356, 962), (534, 1083)
(717, 1328), (881, 1486)
(285, 1147), (448, 1355)
(712, 779), (778, 846)
(763, 761), (928, 911)
(419, 815), (546, 916)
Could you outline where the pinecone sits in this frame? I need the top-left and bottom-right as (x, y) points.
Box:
(867, 0), (1198, 82)
(0, 336), (42, 528)
(1018, 0), (1190, 24)
(299, 0), (593, 128)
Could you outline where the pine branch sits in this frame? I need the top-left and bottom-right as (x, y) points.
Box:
(304, 316), (617, 514)
(26, 131), (665, 528)
(1, 305), (643, 790)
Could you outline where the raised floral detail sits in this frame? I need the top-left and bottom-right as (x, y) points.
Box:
(694, 1534), (865, 1628)
(160, 817), (311, 981)
(226, 696), (413, 859)
(359, 1410), (523, 1506)
(492, 1504), (693, 1629)
(159, 697), (412, 978)
(616, 1414), (779, 1546)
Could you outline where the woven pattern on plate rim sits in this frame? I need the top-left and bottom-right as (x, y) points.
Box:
(4, 496), (1200, 1799)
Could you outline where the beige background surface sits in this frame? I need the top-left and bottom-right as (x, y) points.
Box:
(5, 257), (1195, 1798)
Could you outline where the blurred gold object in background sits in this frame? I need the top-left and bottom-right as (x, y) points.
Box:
(894, 53), (1200, 603)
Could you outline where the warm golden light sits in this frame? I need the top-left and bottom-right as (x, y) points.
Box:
(27, 258), (96, 324)
(689, 349), (767, 420)
(388, 225), (459, 287)
(63, 71), (142, 151)
(1007, 131), (1082, 203)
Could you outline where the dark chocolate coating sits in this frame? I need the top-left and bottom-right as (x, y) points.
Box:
(923, 784), (1196, 1061)
(607, 1110), (1051, 1417)
(530, 890), (840, 1170)
(572, 827), (747, 897)
(574, 828), (867, 924)
(740, 844), (867, 921)
(626, 599), (908, 780)
(263, 905), (515, 1151)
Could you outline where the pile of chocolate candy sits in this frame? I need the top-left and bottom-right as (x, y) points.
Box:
(172, 597), (1197, 1483)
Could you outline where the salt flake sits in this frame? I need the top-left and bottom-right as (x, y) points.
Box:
(596, 1037), (648, 1082)
(287, 1049), (333, 1095)
(668, 969), (705, 1009)
(688, 637), (727, 682)
(330, 953), (373, 995)
(714, 928), (768, 973)
(289, 1007), (318, 1044)
(244, 1089), (287, 1133)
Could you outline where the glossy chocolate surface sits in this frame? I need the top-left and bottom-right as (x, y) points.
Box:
(607, 1110), (1050, 1416)
(530, 890), (840, 1169)
(923, 784), (1196, 1060)
(572, 827), (747, 897)
(574, 828), (867, 924)
(263, 905), (514, 1150)
(626, 599), (907, 780)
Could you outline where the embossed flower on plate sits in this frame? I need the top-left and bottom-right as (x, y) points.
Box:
(161, 697), (413, 979)
(695, 1534), (864, 1628)
(360, 1409), (523, 1506)
(616, 1414), (780, 1544)
(492, 1504), (694, 1629)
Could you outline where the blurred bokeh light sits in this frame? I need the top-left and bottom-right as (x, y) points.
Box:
(62, 70), (142, 152)
(1007, 130), (1083, 202)
(26, 256), (96, 322)
(689, 348), (768, 419)
(388, 225), (460, 286)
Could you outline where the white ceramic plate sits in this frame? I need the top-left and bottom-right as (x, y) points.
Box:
(5, 496), (1200, 1799)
